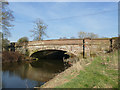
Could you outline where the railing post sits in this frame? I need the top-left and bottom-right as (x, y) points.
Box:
(110, 39), (113, 51)
(83, 39), (85, 58)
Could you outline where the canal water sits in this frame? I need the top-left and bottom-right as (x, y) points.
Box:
(2, 59), (69, 88)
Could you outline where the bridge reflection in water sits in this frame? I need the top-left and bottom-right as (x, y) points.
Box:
(2, 50), (72, 88)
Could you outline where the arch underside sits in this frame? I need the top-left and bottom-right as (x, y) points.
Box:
(29, 47), (77, 57)
(30, 49), (70, 59)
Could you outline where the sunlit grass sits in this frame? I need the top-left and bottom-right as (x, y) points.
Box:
(55, 51), (118, 88)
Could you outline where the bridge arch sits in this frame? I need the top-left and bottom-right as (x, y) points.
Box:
(30, 49), (76, 60)
(29, 45), (77, 57)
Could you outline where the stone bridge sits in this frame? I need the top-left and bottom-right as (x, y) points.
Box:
(15, 38), (116, 57)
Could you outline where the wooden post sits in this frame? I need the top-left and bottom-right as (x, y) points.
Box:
(83, 39), (85, 58)
(110, 39), (113, 51)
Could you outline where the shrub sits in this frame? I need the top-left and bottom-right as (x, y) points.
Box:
(2, 51), (24, 63)
(17, 37), (29, 44)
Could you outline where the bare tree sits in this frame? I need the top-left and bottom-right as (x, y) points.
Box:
(62, 37), (67, 39)
(78, 32), (87, 39)
(87, 32), (98, 39)
(0, 31), (10, 51)
(30, 18), (48, 41)
(59, 37), (68, 39)
(78, 32), (98, 39)
(1, 1), (14, 38)
(70, 37), (76, 39)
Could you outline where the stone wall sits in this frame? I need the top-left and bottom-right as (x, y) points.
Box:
(15, 38), (116, 57)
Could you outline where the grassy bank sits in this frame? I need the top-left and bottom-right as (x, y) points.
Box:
(41, 50), (118, 88)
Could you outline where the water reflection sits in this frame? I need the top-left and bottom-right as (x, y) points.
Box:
(2, 59), (67, 88)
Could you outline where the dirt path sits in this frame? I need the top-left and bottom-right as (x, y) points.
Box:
(35, 62), (84, 88)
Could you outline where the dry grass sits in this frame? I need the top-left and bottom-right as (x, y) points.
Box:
(39, 66), (81, 88)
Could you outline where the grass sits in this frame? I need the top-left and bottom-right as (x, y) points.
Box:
(55, 50), (118, 88)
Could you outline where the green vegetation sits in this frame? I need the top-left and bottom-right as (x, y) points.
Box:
(24, 49), (29, 56)
(17, 37), (29, 44)
(54, 51), (118, 88)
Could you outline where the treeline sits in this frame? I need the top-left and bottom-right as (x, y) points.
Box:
(59, 32), (99, 39)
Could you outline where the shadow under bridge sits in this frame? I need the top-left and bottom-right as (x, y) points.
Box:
(30, 49), (74, 60)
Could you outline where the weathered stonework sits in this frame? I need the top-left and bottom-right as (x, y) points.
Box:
(15, 38), (116, 57)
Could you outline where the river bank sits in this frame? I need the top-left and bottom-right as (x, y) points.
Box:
(40, 50), (118, 88)
(2, 57), (69, 88)
(2, 51), (32, 63)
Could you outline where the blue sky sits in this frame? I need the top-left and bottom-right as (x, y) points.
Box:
(8, 2), (118, 42)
